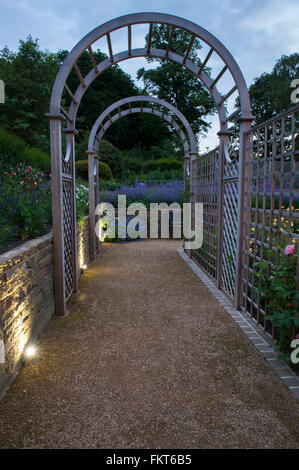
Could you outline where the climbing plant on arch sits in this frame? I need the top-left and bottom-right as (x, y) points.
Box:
(86, 95), (198, 260)
(48, 12), (253, 315)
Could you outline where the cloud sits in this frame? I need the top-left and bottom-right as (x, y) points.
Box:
(238, 0), (299, 52)
(0, 0), (297, 149)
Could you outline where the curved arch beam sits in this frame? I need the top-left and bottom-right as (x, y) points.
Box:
(50, 12), (251, 119)
(88, 95), (197, 154)
(88, 105), (195, 262)
(94, 107), (190, 155)
(66, 48), (228, 132)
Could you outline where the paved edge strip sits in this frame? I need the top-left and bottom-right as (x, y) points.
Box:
(177, 248), (299, 401)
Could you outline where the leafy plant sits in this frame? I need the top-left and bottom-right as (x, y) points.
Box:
(75, 159), (113, 181)
(253, 244), (299, 361)
(0, 164), (51, 246)
(75, 183), (89, 223)
(142, 158), (183, 172)
(98, 140), (125, 180)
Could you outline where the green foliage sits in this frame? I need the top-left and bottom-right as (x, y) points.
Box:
(0, 36), (61, 150)
(249, 53), (299, 124)
(0, 128), (50, 171)
(75, 160), (88, 180)
(0, 128), (26, 166)
(74, 129), (90, 162)
(125, 170), (183, 185)
(0, 164), (51, 246)
(98, 161), (113, 181)
(143, 158), (183, 172)
(122, 155), (145, 174)
(75, 183), (89, 222)
(253, 245), (299, 361)
(124, 138), (183, 162)
(75, 159), (113, 181)
(98, 140), (124, 180)
(0, 37), (172, 155)
(23, 147), (50, 171)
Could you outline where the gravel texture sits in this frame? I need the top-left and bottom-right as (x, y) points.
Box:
(0, 239), (299, 449)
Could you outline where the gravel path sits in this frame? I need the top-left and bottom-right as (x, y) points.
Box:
(0, 239), (299, 449)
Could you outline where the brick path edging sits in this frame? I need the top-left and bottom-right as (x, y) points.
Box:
(178, 249), (299, 401)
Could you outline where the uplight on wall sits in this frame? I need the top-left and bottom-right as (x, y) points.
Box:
(24, 345), (37, 358)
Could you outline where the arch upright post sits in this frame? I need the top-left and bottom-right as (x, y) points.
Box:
(234, 117), (254, 309)
(48, 115), (65, 315)
(88, 150), (100, 260)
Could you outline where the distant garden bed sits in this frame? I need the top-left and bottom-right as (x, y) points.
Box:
(0, 164), (52, 253)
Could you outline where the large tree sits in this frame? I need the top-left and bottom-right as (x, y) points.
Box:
(57, 48), (172, 152)
(249, 53), (299, 125)
(0, 38), (173, 154)
(0, 36), (60, 150)
(137, 24), (216, 141)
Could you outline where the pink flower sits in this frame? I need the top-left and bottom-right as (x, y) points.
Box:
(296, 334), (299, 339)
(285, 244), (295, 255)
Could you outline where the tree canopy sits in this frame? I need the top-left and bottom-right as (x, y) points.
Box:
(0, 36), (60, 150)
(249, 53), (299, 124)
(137, 24), (216, 140)
(0, 37), (172, 154)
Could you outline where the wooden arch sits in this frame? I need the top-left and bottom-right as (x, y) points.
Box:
(48, 12), (253, 314)
(86, 95), (198, 259)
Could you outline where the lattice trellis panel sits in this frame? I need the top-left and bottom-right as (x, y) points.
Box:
(221, 178), (238, 298)
(191, 147), (219, 280)
(240, 104), (299, 336)
(62, 179), (75, 300)
(221, 157), (239, 298)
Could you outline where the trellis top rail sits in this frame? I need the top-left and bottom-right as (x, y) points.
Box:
(88, 95), (197, 155)
(248, 103), (299, 132)
(49, 12), (252, 132)
(92, 108), (190, 158)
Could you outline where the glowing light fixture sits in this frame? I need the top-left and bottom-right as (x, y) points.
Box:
(24, 345), (36, 358)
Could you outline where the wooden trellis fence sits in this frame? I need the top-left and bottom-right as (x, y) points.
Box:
(191, 104), (299, 333)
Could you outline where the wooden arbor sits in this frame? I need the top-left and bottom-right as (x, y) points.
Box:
(86, 95), (198, 260)
(48, 12), (252, 315)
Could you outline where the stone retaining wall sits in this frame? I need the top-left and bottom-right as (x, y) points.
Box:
(0, 217), (90, 398)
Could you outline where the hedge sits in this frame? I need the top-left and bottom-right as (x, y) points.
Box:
(75, 159), (113, 181)
(142, 158), (183, 172)
(0, 128), (50, 171)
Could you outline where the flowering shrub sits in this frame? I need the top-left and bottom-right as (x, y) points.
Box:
(76, 183), (89, 224)
(99, 181), (185, 208)
(0, 164), (51, 246)
(253, 242), (299, 362)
